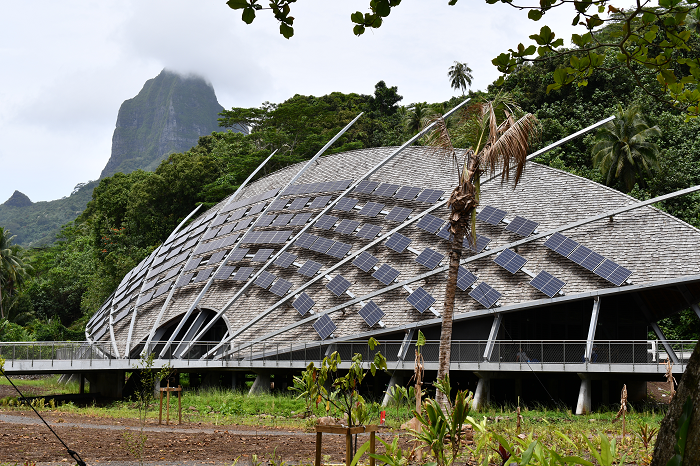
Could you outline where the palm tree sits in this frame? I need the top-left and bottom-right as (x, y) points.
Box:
(403, 103), (436, 134)
(426, 94), (539, 407)
(447, 61), (473, 96)
(591, 104), (661, 193)
(0, 227), (30, 320)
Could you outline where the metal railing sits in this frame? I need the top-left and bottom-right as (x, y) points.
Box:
(0, 340), (695, 372)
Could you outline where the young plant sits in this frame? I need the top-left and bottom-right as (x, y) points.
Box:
(636, 422), (659, 451)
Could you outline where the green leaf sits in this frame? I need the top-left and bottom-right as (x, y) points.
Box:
(353, 24), (365, 35)
(241, 7), (256, 24)
(546, 83), (560, 93)
(279, 23), (294, 39)
(528, 9), (542, 21)
(417, 330), (426, 348)
(226, 0), (248, 10)
(572, 13), (580, 25)
(642, 11), (656, 23)
(661, 69), (678, 84)
(351, 11), (364, 23)
(374, 0), (391, 17)
(552, 67), (567, 84)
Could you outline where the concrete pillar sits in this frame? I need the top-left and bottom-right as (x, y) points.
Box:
(249, 371), (271, 395)
(576, 374), (591, 415)
(88, 370), (124, 399)
(200, 372), (220, 389)
(472, 374), (491, 411)
(381, 373), (404, 407)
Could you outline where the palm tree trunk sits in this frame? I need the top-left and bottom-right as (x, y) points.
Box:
(435, 223), (466, 408)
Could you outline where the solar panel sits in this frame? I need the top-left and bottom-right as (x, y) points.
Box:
(274, 252), (298, 268)
(153, 282), (171, 299)
(406, 287), (436, 313)
(457, 266), (478, 291)
(143, 278), (158, 292)
(214, 265), (236, 280)
(162, 265), (182, 281)
(309, 195), (332, 209)
(355, 223), (382, 240)
(594, 259), (632, 285)
(506, 216), (539, 237)
(385, 206), (412, 223)
(415, 189), (445, 204)
(569, 245), (597, 268)
(333, 197), (359, 212)
(255, 215), (275, 227)
(288, 197), (310, 210)
(282, 184), (301, 196)
(314, 215), (338, 230)
(227, 208), (246, 222)
(270, 278), (293, 297)
(394, 185), (421, 201)
(580, 251), (605, 271)
(202, 227), (220, 240)
(295, 233), (319, 249)
(359, 202), (385, 217)
(359, 301), (385, 327)
(194, 268), (213, 283)
(372, 183), (400, 197)
(247, 202), (265, 215)
(268, 198), (288, 211)
(464, 234), (491, 253)
(233, 266), (255, 282)
(136, 291), (155, 306)
(416, 214), (445, 234)
(543, 232), (579, 257)
(529, 270), (566, 297)
(326, 274), (352, 296)
(436, 225), (452, 241)
(251, 248), (274, 262)
(208, 250), (228, 264)
(335, 219), (360, 235)
(298, 260), (323, 277)
(176, 273), (194, 287)
(469, 282), (502, 308)
(476, 206), (507, 225)
(354, 180), (379, 194)
(289, 212), (313, 226)
(310, 236), (335, 254)
(228, 248), (250, 262)
(254, 271), (277, 289)
(333, 179), (354, 191)
(184, 257), (202, 271)
(211, 214), (228, 227)
(494, 249), (528, 274)
(218, 224), (236, 237)
(372, 264), (400, 285)
(272, 213), (294, 226)
(353, 251), (379, 272)
(313, 314), (336, 340)
(327, 241), (352, 258)
(293, 292), (315, 316)
(415, 248), (445, 269)
(253, 230), (291, 244)
(384, 233), (411, 253)
(234, 217), (253, 231)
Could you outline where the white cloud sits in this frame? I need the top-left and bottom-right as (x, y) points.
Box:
(0, 0), (583, 203)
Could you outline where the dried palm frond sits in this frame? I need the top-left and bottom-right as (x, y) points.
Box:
(480, 113), (540, 186)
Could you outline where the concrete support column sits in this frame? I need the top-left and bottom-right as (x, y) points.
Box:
(249, 371), (271, 395)
(88, 370), (124, 399)
(576, 374), (591, 415)
(381, 373), (404, 407)
(472, 372), (491, 411)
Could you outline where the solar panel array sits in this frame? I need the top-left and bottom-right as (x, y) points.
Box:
(394, 185), (421, 201)
(309, 195), (332, 209)
(353, 251), (379, 272)
(272, 213), (294, 226)
(594, 259), (632, 286)
(385, 206), (412, 223)
(494, 249), (528, 274)
(530, 271), (566, 297)
(251, 249), (274, 262)
(416, 214), (445, 234)
(241, 230), (291, 244)
(464, 234), (491, 253)
(228, 248), (250, 262)
(326, 275), (352, 296)
(326, 241), (352, 259)
(469, 282), (501, 308)
(290, 212), (313, 226)
(298, 260), (323, 277)
(569, 246), (605, 271)
(270, 278), (293, 297)
(288, 197), (310, 210)
(543, 232), (579, 257)
(315, 215), (338, 230)
(313, 314), (336, 340)
(372, 183), (399, 197)
(477, 206), (507, 225)
(282, 179), (352, 196)
(274, 252), (298, 268)
(335, 219), (360, 235)
(256, 215), (275, 227)
(234, 267), (255, 282)
(310, 237), (335, 254)
(354, 180), (379, 194)
(406, 287), (436, 313)
(415, 189), (444, 204)
(214, 265), (235, 280)
(334, 198), (358, 212)
(220, 188), (278, 213)
(415, 248), (445, 269)
(356, 223), (382, 240)
(506, 216), (539, 237)
(359, 202), (385, 217)
(359, 301), (385, 327)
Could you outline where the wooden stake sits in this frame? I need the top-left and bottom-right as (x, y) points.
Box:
(178, 384), (182, 425)
(166, 380), (171, 425)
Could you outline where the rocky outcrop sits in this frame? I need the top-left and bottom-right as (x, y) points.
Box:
(2, 191), (33, 208)
(99, 69), (244, 179)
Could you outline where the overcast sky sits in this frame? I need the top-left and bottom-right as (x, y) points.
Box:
(0, 0), (583, 203)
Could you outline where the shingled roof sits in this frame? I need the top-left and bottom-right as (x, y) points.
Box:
(86, 146), (700, 358)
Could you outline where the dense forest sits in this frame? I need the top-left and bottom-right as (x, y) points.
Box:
(1, 19), (699, 342)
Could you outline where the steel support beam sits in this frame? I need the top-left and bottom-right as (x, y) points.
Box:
(585, 297), (601, 361)
(634, 295), (680, 364)
(483, 314), (502, 361)
(677, 284), (700, 320)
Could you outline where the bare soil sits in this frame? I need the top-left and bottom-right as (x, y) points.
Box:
(0, 409), (403, 465)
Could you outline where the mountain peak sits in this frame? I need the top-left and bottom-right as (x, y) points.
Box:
(3, 190), (33, 207)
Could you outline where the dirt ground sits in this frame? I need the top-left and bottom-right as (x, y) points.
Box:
(0, 408), (402, 466)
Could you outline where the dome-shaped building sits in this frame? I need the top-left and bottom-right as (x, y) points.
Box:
(86, 143), (700, 410)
